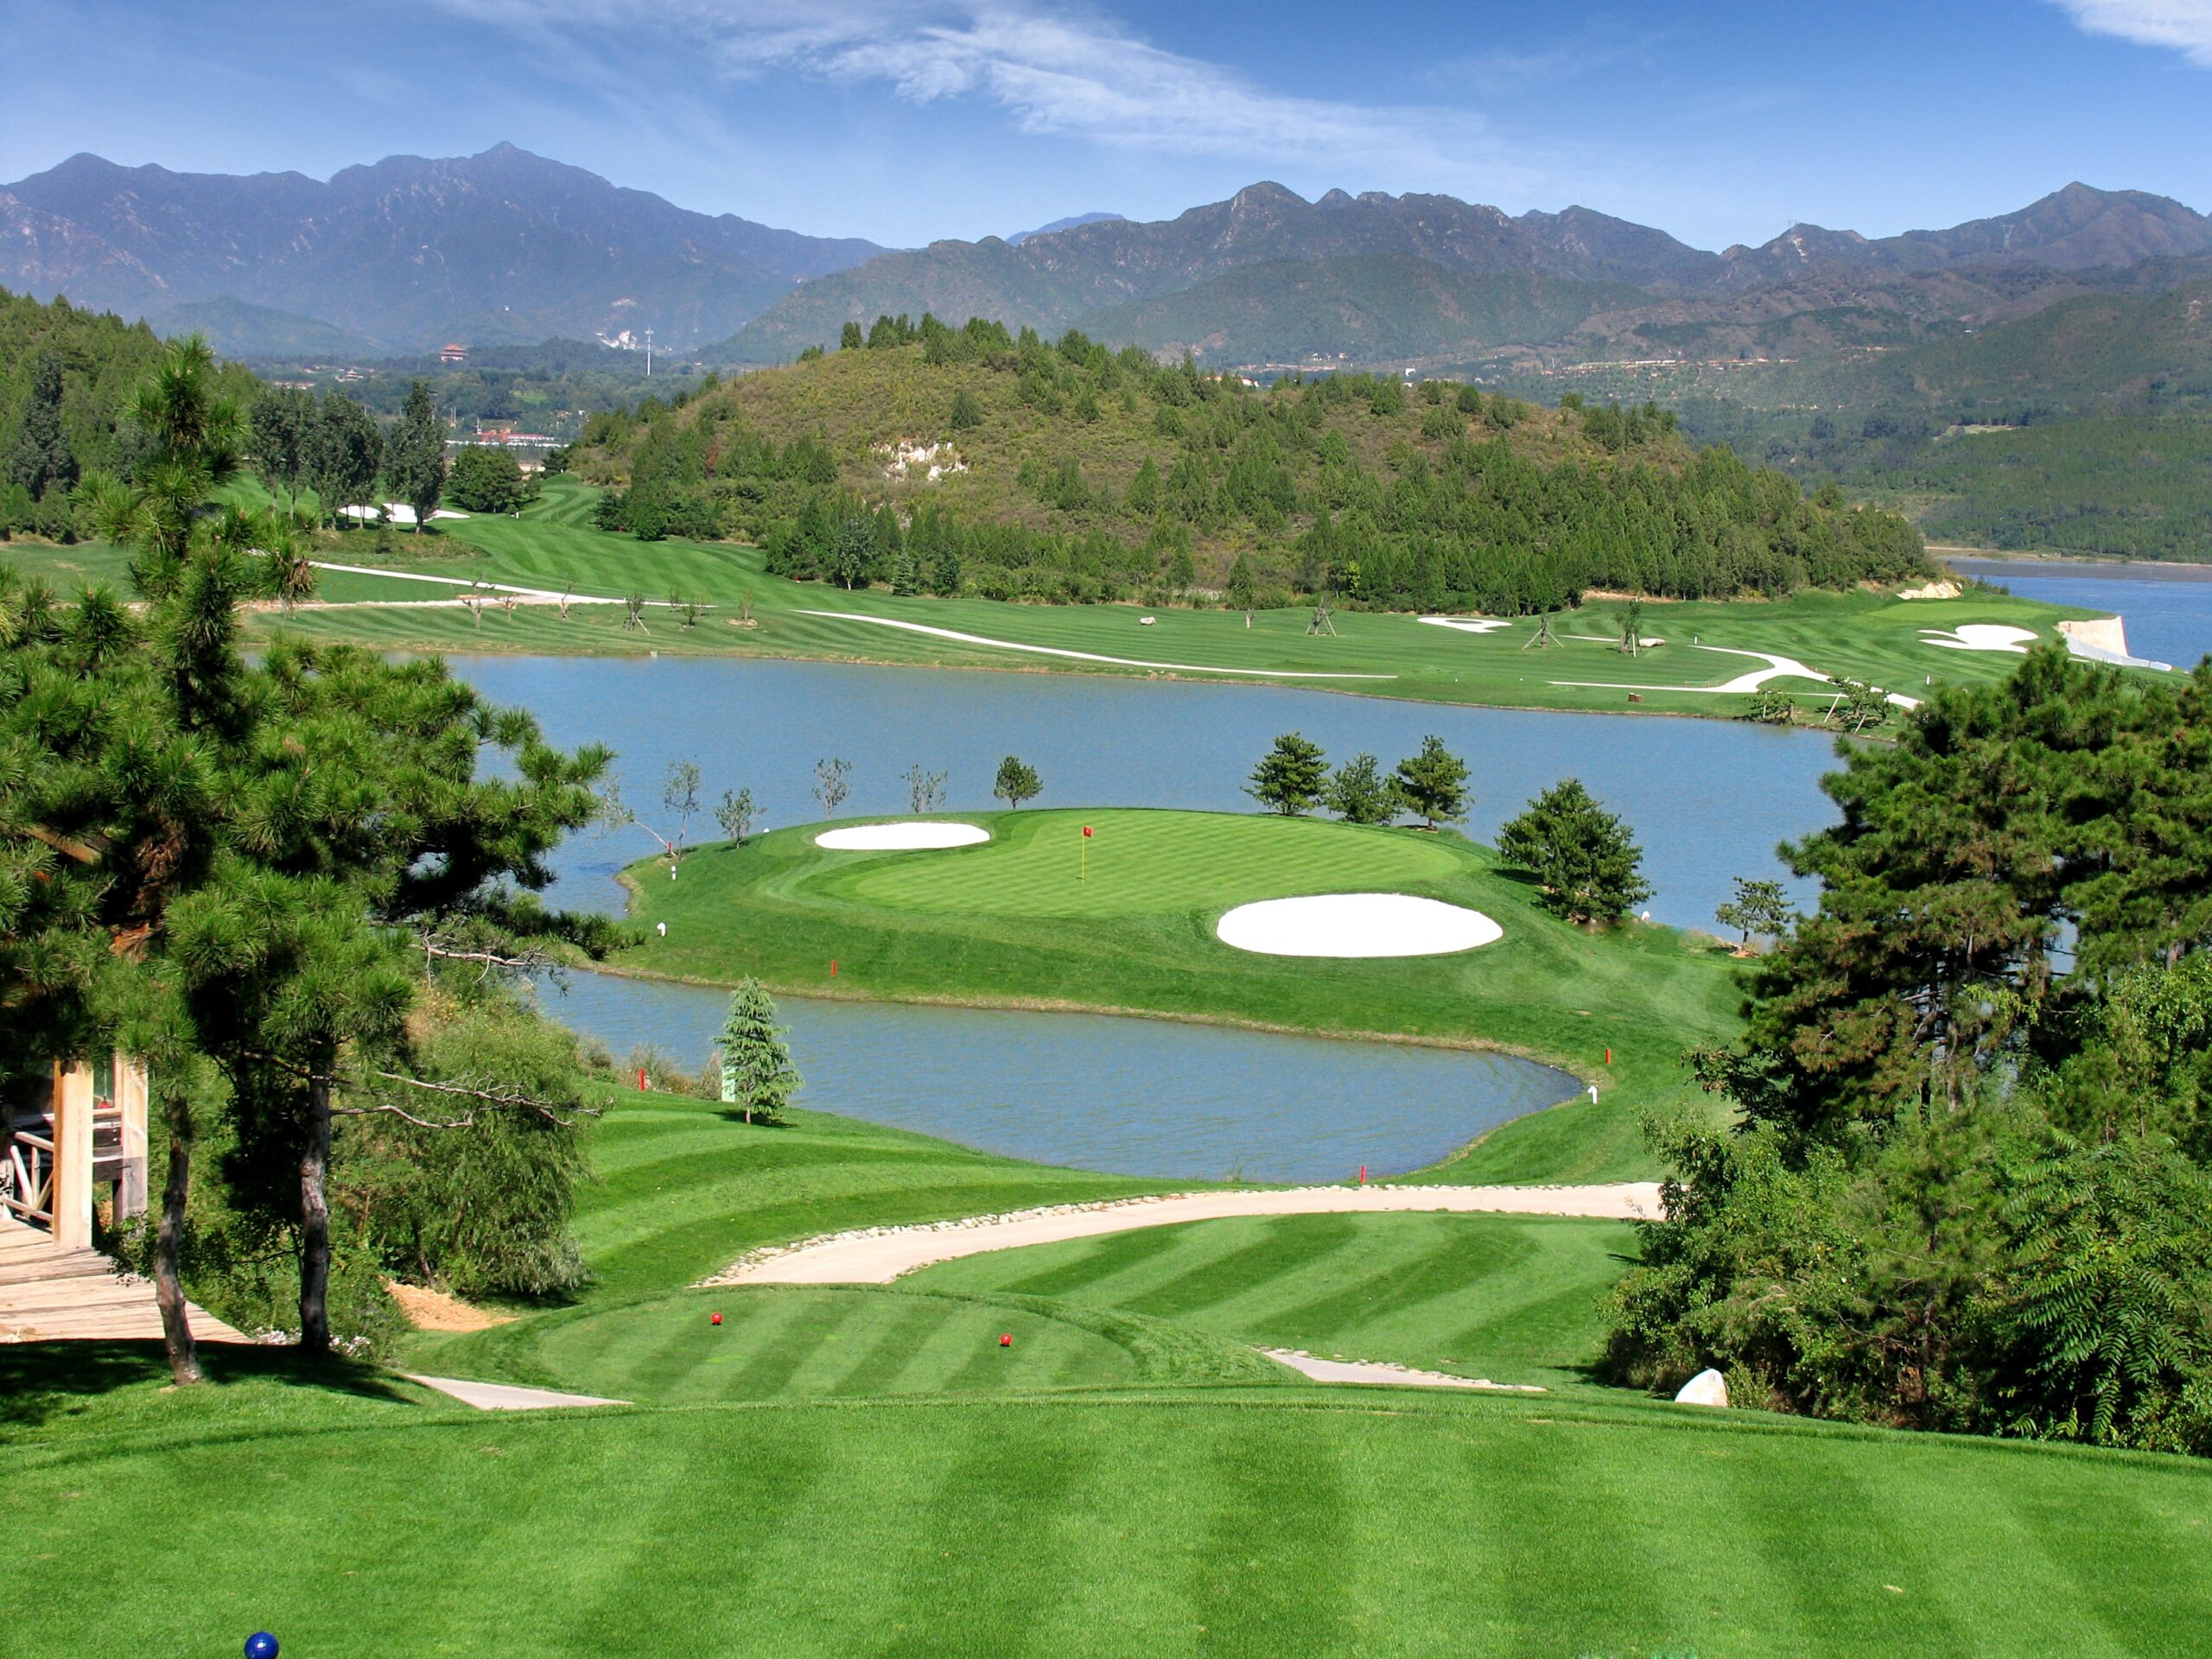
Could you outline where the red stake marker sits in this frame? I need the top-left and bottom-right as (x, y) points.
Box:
(830, 959), (837, 977)
(1605, 1046), (1612, 1066)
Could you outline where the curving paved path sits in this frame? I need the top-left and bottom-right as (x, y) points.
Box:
(701, 1183), (1662, 1287)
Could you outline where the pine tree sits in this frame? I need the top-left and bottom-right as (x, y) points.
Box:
(6, 352), (76, 499)
(1248, 733), (1329, 816)
(1394, 736), (1471, 830)
(1325, 753), (1400, 824)
(720, 978), (799, 1125)
(1716, 877), (1792, 951)
(994, 754), (1042, 809)
(1498, 779), (1652, 924)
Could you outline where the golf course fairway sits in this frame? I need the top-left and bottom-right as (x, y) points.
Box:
(612, 808), (1746, 1183)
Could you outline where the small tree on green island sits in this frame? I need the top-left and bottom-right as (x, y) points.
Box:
(994, 754), (1042, 809)
(1498, 779), (1653, 924)
(1325, 752), (1399, 824)
(1248, 732), (1329, 816)
(1716, 876), (1793, 952)
(714, 786), (758, 847)
(1394, 735), (1470, 830)
(720, 978), (798, 1125)
(663, 759), (702, 858)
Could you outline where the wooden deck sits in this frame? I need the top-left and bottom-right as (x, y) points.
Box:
(0, 1215), (247, 1344)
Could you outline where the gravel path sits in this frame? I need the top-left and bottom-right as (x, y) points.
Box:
(702, 1183), (1662, 1287)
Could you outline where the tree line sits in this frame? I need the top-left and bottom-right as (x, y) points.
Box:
(1608, 648), (2212, 1455)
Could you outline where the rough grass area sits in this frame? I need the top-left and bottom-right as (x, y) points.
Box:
(610, 809), (1745, 1182)
(10, 1341), (2209, 1659)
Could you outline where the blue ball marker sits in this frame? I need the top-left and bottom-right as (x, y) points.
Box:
(245, 1634), (279, 1659)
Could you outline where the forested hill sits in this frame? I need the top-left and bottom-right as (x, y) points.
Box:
(568, 317), (1929, 615)
(0, 287), (258, 538)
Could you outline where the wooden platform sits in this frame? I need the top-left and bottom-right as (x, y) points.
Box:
(0, 1215), (246, 1344)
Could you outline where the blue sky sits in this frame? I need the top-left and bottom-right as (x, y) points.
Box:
(4, 0), (2209, 249)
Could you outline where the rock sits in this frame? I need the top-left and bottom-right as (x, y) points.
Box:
(1675, 1368), (1730, 1408)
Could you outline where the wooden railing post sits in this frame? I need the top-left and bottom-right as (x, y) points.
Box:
(116, 1053), (149, 1219)
(53, 1063), (94, 1250)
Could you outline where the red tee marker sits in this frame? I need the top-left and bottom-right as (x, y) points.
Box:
(999, 1333), (1013, 1348)
(710, 1312), (723, 1326)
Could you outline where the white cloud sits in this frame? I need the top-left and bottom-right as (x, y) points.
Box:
(429, 0), (1580, 194)
(2050, 0), (2212, 65)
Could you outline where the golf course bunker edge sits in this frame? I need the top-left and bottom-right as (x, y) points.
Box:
(815, 821), (992, 851)
(1215, 893), (1503, 958)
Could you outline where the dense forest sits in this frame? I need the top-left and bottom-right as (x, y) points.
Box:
(0, 286), (258, 539)
(569, 315), (1929, 613)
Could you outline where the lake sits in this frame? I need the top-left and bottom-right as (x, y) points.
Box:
(447, 651), (1838, 1179)
(1949, 556), (2212, 671)
(538, 969), (1581, 1184)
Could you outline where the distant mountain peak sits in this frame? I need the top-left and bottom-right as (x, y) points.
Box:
(1005, 211), (1125, 246)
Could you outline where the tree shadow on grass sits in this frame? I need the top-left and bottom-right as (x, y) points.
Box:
(0, 1338), (417, 1432)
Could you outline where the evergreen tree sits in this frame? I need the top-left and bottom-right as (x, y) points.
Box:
(446, 445), (530, 514)
(840, 321), (864, 351)
(389, 379), (448, 531)
(1226, 552), (1257, 610)
(1248, 732), (1329, 816)
(719, 978), (799, 1124)
(6, 351), (76, 499)
(994, 754), (1042, 809)
(1394, 735), (1471, 829)
(1716, 877), (1792, 951)
(1498, 779), (1652, 924)
(950, 388), (984, 429)
(1325, 753), (1400, 824)
(1126, 455), (1160, 516)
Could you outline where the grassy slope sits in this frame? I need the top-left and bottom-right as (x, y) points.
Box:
(908, 1211), (1635, 1391)
(7, 471), (2109, 719)
(12, 1340), (2211, 1659)
(610, 809), (1744, 1182)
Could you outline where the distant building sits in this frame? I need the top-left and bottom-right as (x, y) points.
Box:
(439, 343), (468, 364)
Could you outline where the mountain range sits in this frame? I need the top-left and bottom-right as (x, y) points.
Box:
(0, 144), (885, 353)
(4, 144), (2209, 379)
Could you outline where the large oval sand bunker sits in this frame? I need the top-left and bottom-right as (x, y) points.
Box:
(1216, 893), (1503, 958)
(815, 821), (991, 851)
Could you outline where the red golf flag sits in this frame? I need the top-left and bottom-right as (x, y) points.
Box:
(1083, 825), (1092, 837)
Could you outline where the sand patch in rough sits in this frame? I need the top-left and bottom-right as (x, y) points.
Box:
(1216, 893), (1502, 958)
(1418, 616), (1514, 634)
(385, 1281), (514, 1332)
(816, 821), (991, 851)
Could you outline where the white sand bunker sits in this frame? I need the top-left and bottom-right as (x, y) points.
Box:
(814, 821), (990, 851)
(1923, 624), (2037, 653)
(1216, 893), (1502, 958)
(1419, 616), (1513, 634)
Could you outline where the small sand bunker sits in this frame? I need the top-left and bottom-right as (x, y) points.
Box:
(1923, 624), (2037, 653)
(815, 821), (990, 851)
(1216, 893), (1502, 958)
(1419, 616), (1514, 634)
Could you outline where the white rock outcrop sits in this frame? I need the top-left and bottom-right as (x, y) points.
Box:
(1675, 1368), (1730, 1408)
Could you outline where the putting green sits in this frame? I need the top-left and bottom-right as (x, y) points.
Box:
(830, 808), (1462, 919)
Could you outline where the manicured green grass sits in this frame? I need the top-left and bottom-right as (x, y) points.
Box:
(11, 1340), (2210, 1659)
(407, 1284), (1282, 1402)
(571, 1088), (1184, 1302)
(66, 473), (2089, 722)
(909, 1211), (1633, 1391)
(612, 809), (1745, 1182)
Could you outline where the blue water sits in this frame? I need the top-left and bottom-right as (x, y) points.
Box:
(451, 653), (1845, 931)
(539, 969), (1579, 1183)
(1948, 558), (2212, 671)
